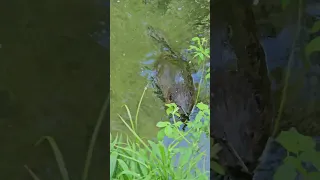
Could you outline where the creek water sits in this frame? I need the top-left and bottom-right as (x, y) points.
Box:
(109, 0), (211, 177)
(110, 0), (209, 139)
(0, 0), (210, 179)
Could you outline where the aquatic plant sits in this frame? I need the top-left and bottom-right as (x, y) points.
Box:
(274, 128), (320, 180)
(188, 36), (226, 176)
(188, 36), (210, 104)
(110, 87), (210, 179)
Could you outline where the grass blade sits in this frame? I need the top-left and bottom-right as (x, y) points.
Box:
(82, 94), (110, 180)
(24, 165), (41, 180)
(35, 136), (70, 180)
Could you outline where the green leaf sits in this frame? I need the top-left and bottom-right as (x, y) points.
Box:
(148, 140), (161, 159)
(211, 161), (225, 175)
(299, 150), (320, 171)
(173, 121), (183, 127)
(284, 156), (306, 175)
(189, 45), (199, 51)
(157, 128), (166, 141)
(211, 143), (222, 158)
(165, 103), (177, 108)
(192, 37), (200, 42)
(110, 151), (119, 178)
(199, 53), (204, 61)
(197, 102), (208, 111)
(193, 53), (200, 59)
(179, 148), (192, 167)
(174, 111), (181, 117)
(311, 21), (320, 33)
(24, 165), (41, 180)
(275, 130), (315, 154)
(117, 170), (141, 178)
(156, 121), (170, 128)
(195, 112), (203, 122)
(273, 162), (297, 180)
(205, 73), (210, 80)
(306, 37), (320, 59)
(281, 0), (291, 10)
(165, 126), (173, 137)
(297, 136), (316, 152)
(117, 159), (129, 171)
(204, 48), (210, 55)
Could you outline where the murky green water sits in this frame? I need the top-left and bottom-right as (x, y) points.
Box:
(110, 0), (209, 139)
(0, 1), (109, 179)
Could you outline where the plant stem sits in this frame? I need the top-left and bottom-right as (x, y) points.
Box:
(272, 0), (303, 137)
(195, 62), (206, 104)
(135, 85), (148, 133)
(82, 94), (110, 180)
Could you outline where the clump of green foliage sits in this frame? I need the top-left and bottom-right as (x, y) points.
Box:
(188, 35), (225, 176)
(111, 100), (210, 179)
(271, 0), (320, 179)
(188, 36), (210, 104)
(274, 128), (320, 180)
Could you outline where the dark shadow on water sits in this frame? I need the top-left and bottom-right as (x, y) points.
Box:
(0, 0), (110, 179)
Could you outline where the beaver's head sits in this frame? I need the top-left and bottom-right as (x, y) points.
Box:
(169, 84), (195, 119)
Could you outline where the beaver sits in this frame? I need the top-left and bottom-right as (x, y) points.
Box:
(147, 26), (195, 121)
(211, 70), (270, 178)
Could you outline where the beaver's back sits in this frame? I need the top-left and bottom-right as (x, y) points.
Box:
(211, 70), (268, 173)
(154, 55), (194, 116)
